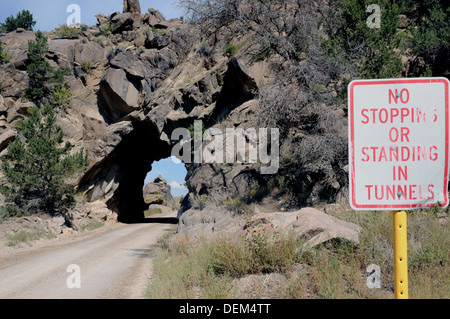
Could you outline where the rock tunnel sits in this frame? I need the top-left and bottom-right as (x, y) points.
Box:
(110, 121), (174, 223)
(79, 119), (176, 223)
(75, 53), (260, 224)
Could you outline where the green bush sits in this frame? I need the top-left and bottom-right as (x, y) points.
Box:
(1, 10), (36, 32)
(146, 237), (234, 299)
(322, 0), (449, 78)
(225, 42), (241, 56)
(0, 41), (11, 65)
(408, 0), (449, 76)
(80, 218), (104, 232)
(81, 61), (91, 72)
(144, 207), (163, 217)
(54, 25), (81, 39)
(91, 36), (105, 46)
(322, 0), (403, 79)
(146, 232), (299, 299)
(99, 23), (112, 36)
(151, 26), (166, 36)
(223, 197), (250, 215)
(49, 84), (72, 108)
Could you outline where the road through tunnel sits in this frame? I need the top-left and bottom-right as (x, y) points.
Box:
(79, 120), (174, 223)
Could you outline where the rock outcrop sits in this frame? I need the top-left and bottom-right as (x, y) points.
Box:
(123, 0), (141, 14)
(0, 5), (348, 228)
(143, 176), (173, 207)
(111, 13), (135, 34)
(0, 129), (16, 153)
(177, 207), (362, 249)
(243, 208), (362, 250)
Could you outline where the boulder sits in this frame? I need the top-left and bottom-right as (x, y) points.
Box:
(46, 50), (73, 70)
(0, 95), (5, 113)
(6, 99), (35, 123)
(177, 207), (248, 237)
(98, 67), (141, 121)
(49, 39), (77, 65)
(154, 19), (182, 30)
(243, 208), (362, 249)
(143, 176), (173, 206)
(145, 35), (171, 50)
(110, 50), (150, 79)
(144, 9), (165, 26)
(96, 13), (110, 26)
(178, 207), (361, 250)
(0, 129), (16, 152)
(0, 65), (29, 98)
(83, 27), (102, 38)
(140, 47), (178, 72)
(51, 213), (66, 226)
(0, 29), (35, 70)
(74, 42), (105, 66)
(134, 37), (146, 48)
(111, 13), (135, 33)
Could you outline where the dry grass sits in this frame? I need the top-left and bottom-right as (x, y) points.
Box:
(6, 226), (56, 247)
(146, 206), (449, 299)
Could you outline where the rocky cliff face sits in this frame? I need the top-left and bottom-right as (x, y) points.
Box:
(0, 5), (348, 226)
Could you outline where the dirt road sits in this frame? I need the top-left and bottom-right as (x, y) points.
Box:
(0, 211), (177, 299)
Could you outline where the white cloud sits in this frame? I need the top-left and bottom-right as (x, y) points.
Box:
(169, 181), (185, 189)
(169, 181), (188, 197)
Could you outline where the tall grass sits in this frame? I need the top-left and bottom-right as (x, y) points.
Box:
(145, 235), (235, 299)
(146, 207), (449, 299)
(210, 232), (300, 276)
(322, 207), (449, 299)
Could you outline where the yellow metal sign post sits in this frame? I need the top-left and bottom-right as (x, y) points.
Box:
(393, 210), (408, 299)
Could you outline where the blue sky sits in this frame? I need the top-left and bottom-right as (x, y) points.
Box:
(0, 0), (185, 31)
(144, 157), (188, 197)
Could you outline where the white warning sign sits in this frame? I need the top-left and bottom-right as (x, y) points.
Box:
(348, 78), (450, 210)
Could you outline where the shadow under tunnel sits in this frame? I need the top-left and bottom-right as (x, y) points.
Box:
(142, 217), (179, 224)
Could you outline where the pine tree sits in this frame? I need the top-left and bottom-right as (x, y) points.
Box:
(24, 31), (53, 101)
(1, 10), (36, 32)
(0, 103), (89, 221)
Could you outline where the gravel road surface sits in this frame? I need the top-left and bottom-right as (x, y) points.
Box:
(0, 211), (177, 299)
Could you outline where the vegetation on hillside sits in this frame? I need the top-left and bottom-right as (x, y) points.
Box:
(24, 31), (70, 102)
(0, 41), (11, 65)
(0, 10), (36, 33)
(0, 29), (88, 223)
(0, 102), (89, 221)
(54, 25), (82, 39)
(180, 0), (449, 208)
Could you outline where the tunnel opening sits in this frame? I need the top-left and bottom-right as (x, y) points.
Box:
(142, 157), (188, 215)
(109, 120), (173, 223)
